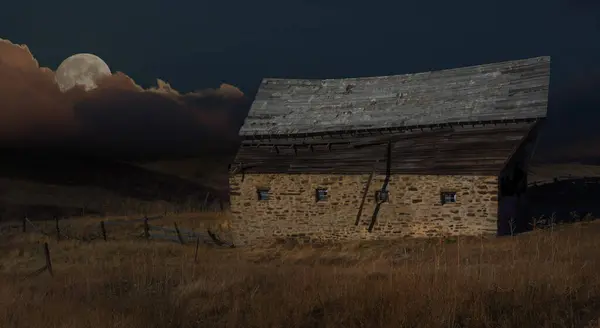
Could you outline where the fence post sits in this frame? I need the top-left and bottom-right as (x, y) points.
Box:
(174, 222), (184, 245)
(44, 242), (53, 277)
(54, 216), (60, 242)
(22, 216), (27, 233)
(194, 236), (200, 263)
(203, 192), (210, 211)
(143, 217), (150, 240)
(100, 221), (107, 241)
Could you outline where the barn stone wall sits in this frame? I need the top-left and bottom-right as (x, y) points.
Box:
(228, 174), (499, 245)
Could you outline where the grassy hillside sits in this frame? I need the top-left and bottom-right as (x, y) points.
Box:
(529, 163), (600, 184)
(0, 149), (230, 221)
(137, 156), (231, 193)
(1, 217), (599, 327)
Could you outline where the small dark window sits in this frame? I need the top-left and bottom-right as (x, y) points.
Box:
(257, 188), (270, 201)
(441, 192), (457, 204)
(316, 188), (328, 202)
(376, 189), (389, 202)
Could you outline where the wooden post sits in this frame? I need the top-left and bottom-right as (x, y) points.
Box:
(355, 168), (375, 226)
(143, 217), (150, 239)
(219, 199), (224, 211)
(54, 216), (60, 242)
(43, 242), (53, 277)
(194, 236), (200, 263)
(100, 221), (107, 241)
(203, 192), (210, 211)
(174, 222), (184, 245)
(22, 216), (27, 233)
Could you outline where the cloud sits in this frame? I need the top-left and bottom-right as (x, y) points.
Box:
(0, 40), (77, 143)
(0, 38), (249, 159)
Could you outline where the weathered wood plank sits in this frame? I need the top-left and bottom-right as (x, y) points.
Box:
(239, 57), (550, 136)
(231, 122), (537, 175)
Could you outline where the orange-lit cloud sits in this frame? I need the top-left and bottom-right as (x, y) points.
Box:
(0, 40), (77, 142)
(0, 38), (249, 158)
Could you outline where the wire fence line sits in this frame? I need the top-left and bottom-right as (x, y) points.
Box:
(109, 216), (233, 247)
(527, 176), (600, 187)
(4, 214), (235, 247)
(145, 224), (232, 246)
(5, 214), (235, 279)
(101, 215), (165, 226)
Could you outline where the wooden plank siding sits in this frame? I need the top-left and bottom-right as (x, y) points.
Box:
(239, 56), (550, 137)
(230, 121), (539, 175)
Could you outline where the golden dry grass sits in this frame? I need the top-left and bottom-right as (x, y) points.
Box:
(1, 216), (600, 328)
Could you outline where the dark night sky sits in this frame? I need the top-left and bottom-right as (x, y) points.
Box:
(1, 0), (599, 162)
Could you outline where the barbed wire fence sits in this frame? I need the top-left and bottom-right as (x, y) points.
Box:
(2, 211), (235, 279)
(527, 175), (600, 187)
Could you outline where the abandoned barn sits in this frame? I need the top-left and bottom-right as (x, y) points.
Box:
(229, 56), (551, 245)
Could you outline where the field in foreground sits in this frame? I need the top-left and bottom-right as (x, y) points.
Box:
(1, 216), (600, 328)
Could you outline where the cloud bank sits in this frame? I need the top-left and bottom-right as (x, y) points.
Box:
(0, 39), (249, 159)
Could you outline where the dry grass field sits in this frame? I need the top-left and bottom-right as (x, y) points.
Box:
(1, 215), (600, 328)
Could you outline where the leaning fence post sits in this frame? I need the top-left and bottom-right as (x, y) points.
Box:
(54, 216), (60, 242)
(44, 242), (53, 277)
(174, 222), (184, 245)
(100, 221), (107, 241)
(143, 217), (150, 240)
(203, 192), (210, 211)
(194, 236), (200, 263)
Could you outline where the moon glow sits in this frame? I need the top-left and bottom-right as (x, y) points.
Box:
(55, 53), (111, 92)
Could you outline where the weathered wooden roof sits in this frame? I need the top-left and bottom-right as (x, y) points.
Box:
(231, 121), (539, 175)
(239, 56), (550, 137)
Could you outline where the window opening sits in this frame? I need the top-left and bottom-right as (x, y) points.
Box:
(316, 188), (329, 202)
(441, 192), (457, 204)
(257, 188), (270, 201)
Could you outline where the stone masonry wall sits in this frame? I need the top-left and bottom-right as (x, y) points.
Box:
(229, 174), (499, 245)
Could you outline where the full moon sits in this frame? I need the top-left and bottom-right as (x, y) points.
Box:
(55, 53), (111, 92)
